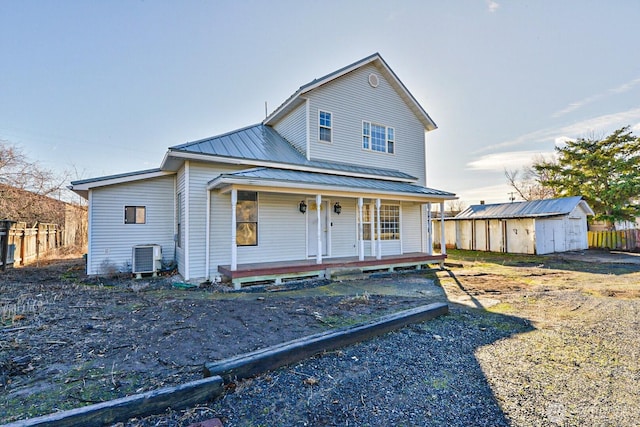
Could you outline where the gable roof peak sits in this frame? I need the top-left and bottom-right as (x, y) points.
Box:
(263, 53), (436, 131)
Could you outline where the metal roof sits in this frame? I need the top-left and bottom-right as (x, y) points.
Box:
(70, 168), (163, 186)
(454, 196), (594, 220)
(169, 124), (417, 180)
(209, 167), (456, 200)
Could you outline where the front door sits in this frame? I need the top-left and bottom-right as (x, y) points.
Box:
(307, 200), (328, 257)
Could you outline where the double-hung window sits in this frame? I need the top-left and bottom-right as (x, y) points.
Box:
(124, 206), (146, 224)
(362, 121), (395, 154)
(236, 191), (258, 246)
(319, 111), (332, 143)
(360, 203), (400, 240)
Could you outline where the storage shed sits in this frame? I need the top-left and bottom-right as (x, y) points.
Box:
(443, 196), (594, 255)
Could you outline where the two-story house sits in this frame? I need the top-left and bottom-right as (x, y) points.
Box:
(70, 53), (457, 287)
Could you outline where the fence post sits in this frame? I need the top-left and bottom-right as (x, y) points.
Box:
(1, 220), (17, 271)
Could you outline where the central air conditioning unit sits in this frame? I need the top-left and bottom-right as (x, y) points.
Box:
(132, 244), (162, 277)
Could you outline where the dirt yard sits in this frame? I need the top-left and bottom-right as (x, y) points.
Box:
(1, 249), (639, 426)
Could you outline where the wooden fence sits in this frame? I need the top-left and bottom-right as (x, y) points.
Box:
(588, 229), (640, 251)
(0, 221), (68, 269)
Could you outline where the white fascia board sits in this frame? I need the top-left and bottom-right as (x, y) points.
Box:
(208, 176), (456, 203)
(70, 170), (175, 192)
(162, 150), (416, 183)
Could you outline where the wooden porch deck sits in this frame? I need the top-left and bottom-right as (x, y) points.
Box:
(218, 252), (447, 289)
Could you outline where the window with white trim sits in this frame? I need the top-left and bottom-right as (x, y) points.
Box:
(124, 206), (146, 224)
(319, 110), (332, 143)
(362, 121), (395, 154)
(236, 191), (258, 246)
(360, 203), (400, 240)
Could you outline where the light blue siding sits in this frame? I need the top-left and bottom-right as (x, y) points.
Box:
(88, 175), (175, 275)
(272, 102), (307, 155)
(185, 162), (245, 279)
(305, 64), (427, 184)
(401, 202), (423, 253)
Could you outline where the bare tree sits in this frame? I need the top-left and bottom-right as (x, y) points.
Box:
(505, 154), (558, 201)
(0, 139), (72, 223)
(0, 139), (69, 196)
(446, 199), (467, 215)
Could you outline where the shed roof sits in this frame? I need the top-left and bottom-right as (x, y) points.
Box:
(166, 124), (417, 181)
(454, 196), (594, 220)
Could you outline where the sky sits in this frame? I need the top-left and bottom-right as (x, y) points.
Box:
(1, 0), (639, 207)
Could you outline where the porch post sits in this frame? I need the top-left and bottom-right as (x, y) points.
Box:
(376, 198), (382, 260)
(358, 197), (364, 261)
(440, 201), (446, 256)
(231, 189), (237, 271)
(316, 194), (322, 264)
(426, 202), (433, 255)
(205, 189), (210, 280)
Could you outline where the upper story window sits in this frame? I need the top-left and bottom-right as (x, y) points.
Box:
(362, 121), (395, 154)
(124, 206), (146, 224)
(319, 111), (332, 143)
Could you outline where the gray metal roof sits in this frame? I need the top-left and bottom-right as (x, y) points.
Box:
(454, 196), (594, 220)
(170, 124), (417, 180)
(70, 168), (162, 186)
(209, 167), (455, 199)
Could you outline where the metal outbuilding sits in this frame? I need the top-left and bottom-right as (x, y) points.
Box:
(438, 196), (595, 254)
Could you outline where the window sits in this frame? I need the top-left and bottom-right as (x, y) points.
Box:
(360, 203), (400, 240)
(319, 111), (332, 142)
(362, 121), (395, 154)
(124, 206), (146, 224)
(362, 204), (372, 240)
(379, 205), (400, 240)
(236, 191), (258, 246)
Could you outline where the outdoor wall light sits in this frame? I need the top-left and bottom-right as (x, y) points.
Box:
(299, 200), (307, 213)
(333, 202), (342, 215)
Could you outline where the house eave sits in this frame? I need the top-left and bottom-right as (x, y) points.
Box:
(208, 176), (456, 203)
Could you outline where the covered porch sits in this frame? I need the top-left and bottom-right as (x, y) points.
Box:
(219, 252), (447, 289)
(207, 167), (456, 289)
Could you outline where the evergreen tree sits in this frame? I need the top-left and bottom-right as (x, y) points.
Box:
(533, 126), (640, 226)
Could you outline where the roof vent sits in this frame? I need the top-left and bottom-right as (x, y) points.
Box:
(368, 73), (379, 88)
